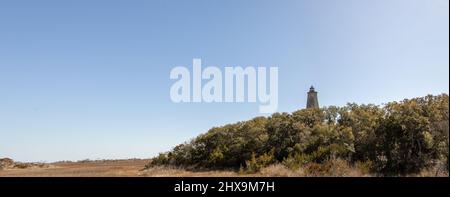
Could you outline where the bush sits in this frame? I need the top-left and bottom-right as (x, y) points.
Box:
(374, 95), (449, 175)
(302, 159), (362, 177)
(147, 94), (449, 176)
(244, 152), (275, 173)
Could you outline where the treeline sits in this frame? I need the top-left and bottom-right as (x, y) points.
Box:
(148, 94), (449, 175)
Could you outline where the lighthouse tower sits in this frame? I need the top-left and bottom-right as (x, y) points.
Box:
(306, 86), (319, 109)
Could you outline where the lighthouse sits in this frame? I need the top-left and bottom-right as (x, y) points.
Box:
(306, 86), (319, 109)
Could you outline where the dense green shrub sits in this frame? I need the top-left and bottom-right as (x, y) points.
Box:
(244, 152), (276, 173)
(148, 94), (449, 175)
(374, 95), (449, 175)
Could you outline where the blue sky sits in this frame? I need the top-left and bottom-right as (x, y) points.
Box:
(0, 0), (448, 162)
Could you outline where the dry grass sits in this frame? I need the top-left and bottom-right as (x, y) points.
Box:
(412, 164), (449, 177)
(301, 159), (369, 177)
(0, 158), (447, 177)
(259, 159), (371, 177)
(0, 159), (150, 177)
(139, 166), (242, 177)
(140, 159), (372, 177)
(259, 164), (304, 177)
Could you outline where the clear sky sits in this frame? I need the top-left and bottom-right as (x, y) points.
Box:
(0, 0), (448, 162)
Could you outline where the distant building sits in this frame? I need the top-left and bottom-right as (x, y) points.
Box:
(306, 86), (319, 109)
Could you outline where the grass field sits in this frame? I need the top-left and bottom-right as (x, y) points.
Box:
(0, 158), (447, 177)
(0, 159), (150, 177)
(0, 159), (248, 177)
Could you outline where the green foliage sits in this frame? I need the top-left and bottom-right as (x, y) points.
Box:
(374, 94), (449, 175)
(338, 104), (383, 162)
(147, 153), (169, 167)
(245, 152), (276, 173)
(148, 94), (449, 176)
(355, 160), (373, 174)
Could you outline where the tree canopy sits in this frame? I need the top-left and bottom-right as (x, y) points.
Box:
(148, 94), (449, 175)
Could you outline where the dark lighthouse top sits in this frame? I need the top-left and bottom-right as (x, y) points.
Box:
(306, 86), (319, 109)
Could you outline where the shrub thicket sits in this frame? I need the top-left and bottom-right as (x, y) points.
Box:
(147, 94), (449, 175)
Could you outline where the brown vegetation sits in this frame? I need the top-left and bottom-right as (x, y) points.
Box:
(0, 159), (148, 177)
(0, 158), (50, 171)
